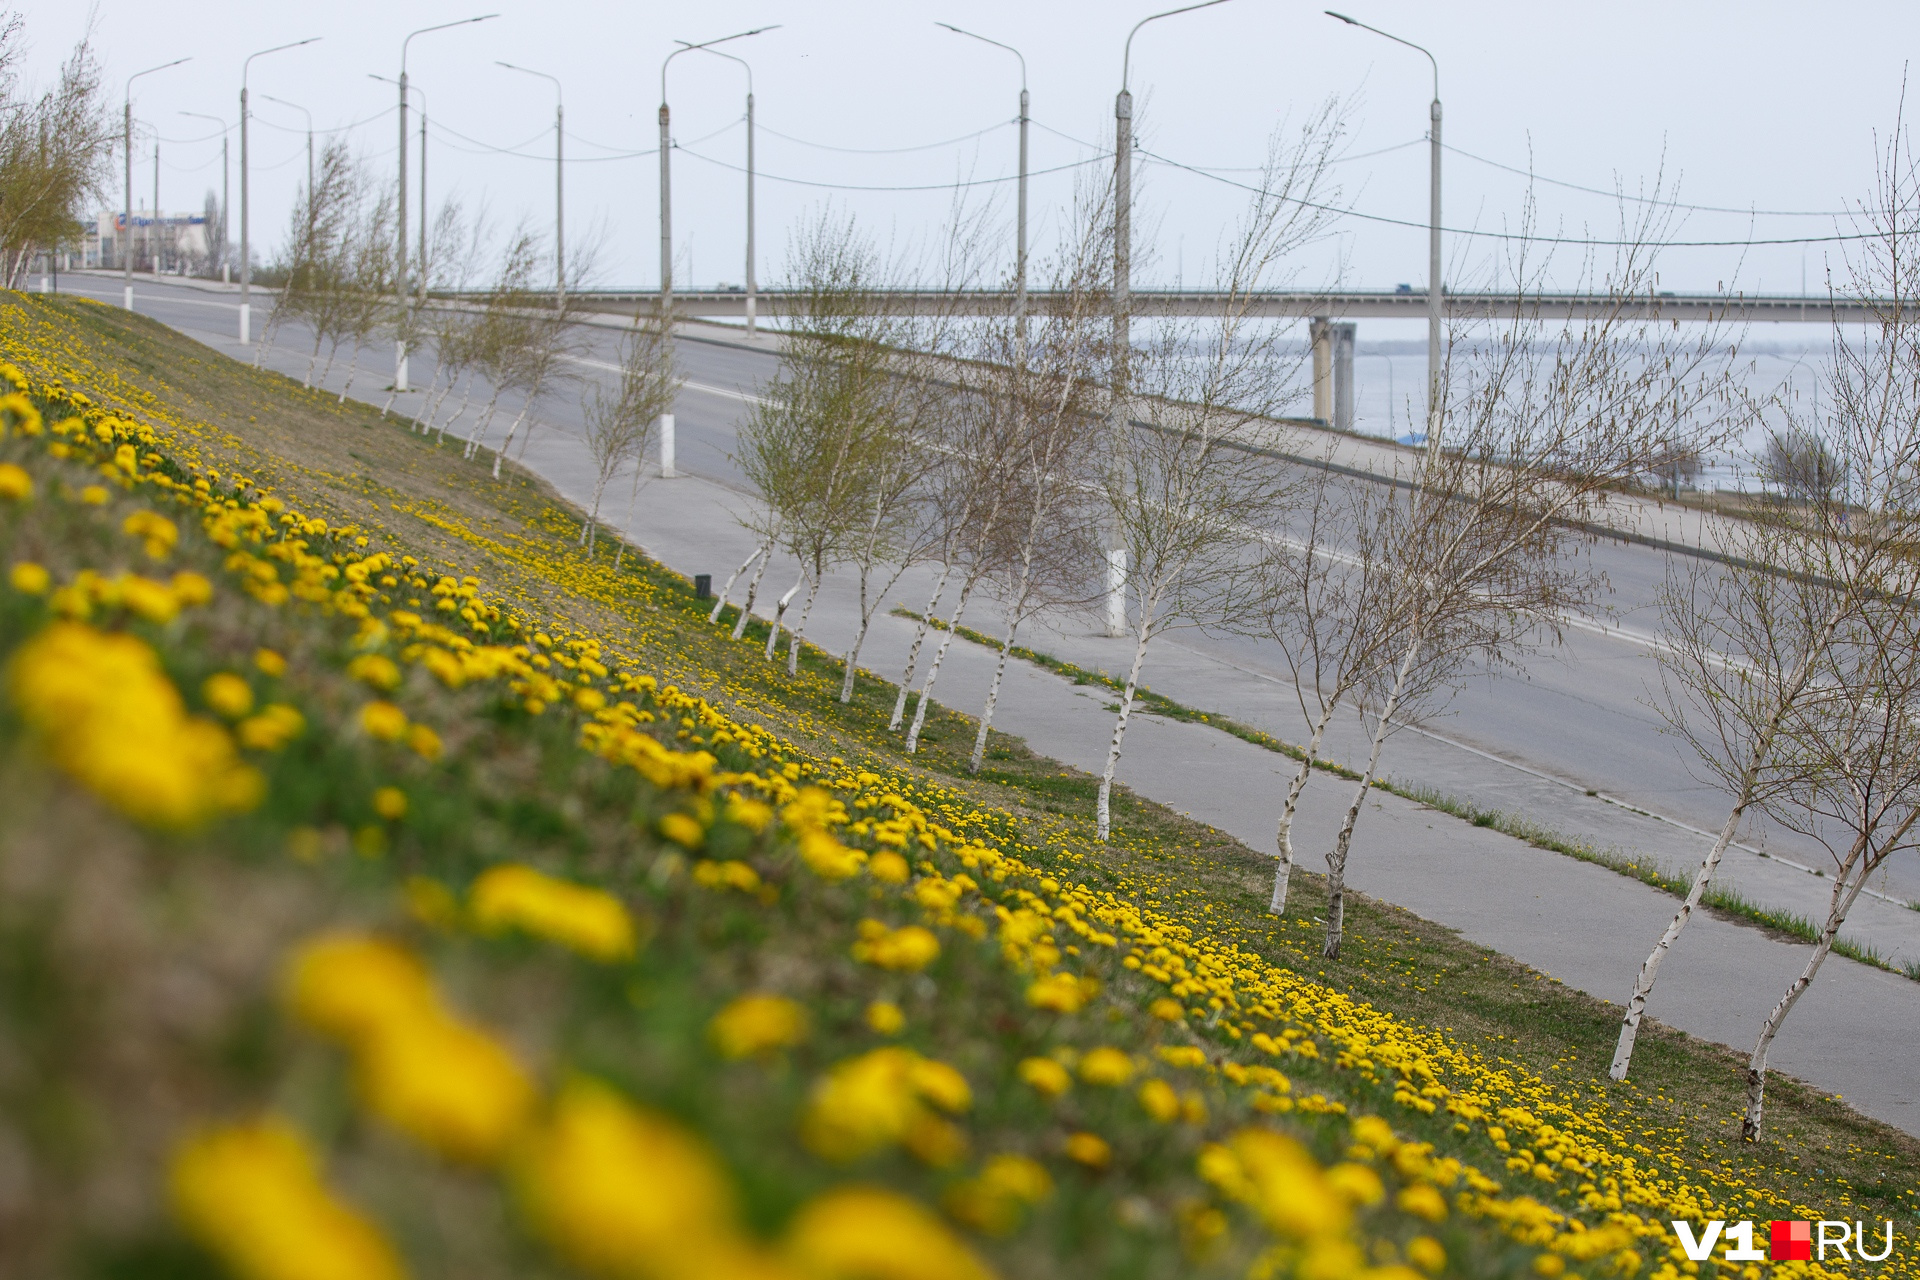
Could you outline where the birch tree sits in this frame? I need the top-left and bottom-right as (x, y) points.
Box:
(1740, 591), (1920, 1140)
(1616, 117), (1920, 1087)
(1089, 114), (1340, 836)
(1225, 465), (1404, 913)
(0, 24), (109, 283)
(589, 311), (681, 562)
(736, 212), (893, 678)
(1316, 207), (1748, 960)
(461, 230), (542, 460)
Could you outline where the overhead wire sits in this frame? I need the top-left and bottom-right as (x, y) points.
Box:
(1137, 146), (1881, 249)
(756, 117), (1012, 154)
(674, 144), (1104, 192)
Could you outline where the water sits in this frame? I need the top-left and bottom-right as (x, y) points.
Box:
(1348, 346), (1835, 491)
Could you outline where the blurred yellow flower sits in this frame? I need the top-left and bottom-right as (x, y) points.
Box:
(283, 932), (533, 1164)
(1016, 1057), (1071, 1100)
(360, 700), (409, 741)
(1199, 1129), (1350, 1241)
(348, 653), (403, 692)
(79, 484), (108, 504)
(802, 1048), (971, 1163)
(406, 722), (444, 761)
(1063, 1132), (1111, 1170)
(354, 1011), (536, 1164)
(1138, 1078), (1180, 1123)
(865, 1000), (905, 1036)
(253, 647), (288, 677)
(516, 1079), (745, 1280)
(1406, 1235), (1447, 1274)
(943, 1154), (1054, 1235)
(660, 812), (706, 849)
(710, 994), (810, 1059)
(122, 509), (178, 559)
(469, 863), (637, 962)
(1149, 997), (1185, 1023)
(202, 672), (255, 719)
(170, 1118), (405, 1280)
(8, 560), (48, 593)
(1397, 1182), (1448, 1223)
(1078, 1047), (1135, 1088)
(784, 1186), (997, 1280)
(0, 462), (31, 500)
(238, 703), (305, 751)
(1025, 972), (1092, 1014)
(8, 621), (262, 828)
(372, 787), (408, 821)
(850, 920), (939, 972)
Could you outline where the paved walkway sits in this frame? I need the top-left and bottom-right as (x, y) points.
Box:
(57, 273), (1920, 1137)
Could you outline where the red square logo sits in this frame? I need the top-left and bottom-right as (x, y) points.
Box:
(1771, 1220), (1812, 1261)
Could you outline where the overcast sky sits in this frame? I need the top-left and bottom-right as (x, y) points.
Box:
(26, 1), (1920, 339)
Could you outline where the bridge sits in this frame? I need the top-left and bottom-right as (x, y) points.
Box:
(566, 287), (1880, 326)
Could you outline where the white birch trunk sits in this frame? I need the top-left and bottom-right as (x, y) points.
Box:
(338, 347), (361, 403)
(787, 570), (822, 676)
(969, 609), (1024, 774)
(905, 576), (978, 754)
(765, 574), (805, 661)
(463, 387), (504, 458)
(732, 546), (776, 641)
(1323, 639), (1421, 959)
(1611, 608), (1844, 1081)
(711, 544), (765, 624)
(893, 563), (954, 730)
(436, 373), (476, 444)
(1095, 610), (1156, 842)
(1272, 700), (1340, 914)
(1741, 845), (1876, 1140)
(493, 403), (532, 478)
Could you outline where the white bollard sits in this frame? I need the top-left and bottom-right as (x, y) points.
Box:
(123, 285), (134, 311)
(239, 302), (250, 344)
(1105, 547), (1128, 636)
(660, 412), (677, 478)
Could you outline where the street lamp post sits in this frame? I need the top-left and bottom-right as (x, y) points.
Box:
(1107, 0), (1238, 636)
(935, 23), (1028, 348)
(497, 62), (565, 307)
(241, 37), (320, 343)
(1328, 11), (1441, 450)
(399, 16), (497, 392)
(180, 111), (231, 283)
(684, 41), (766, 336)
(152, 140), (161, 276)
(372, 74), (428, 304)
(124, 57), (190, 310)
(660, 27), (777, 333)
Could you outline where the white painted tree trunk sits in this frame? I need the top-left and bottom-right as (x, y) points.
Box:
(905, 576), (978, 754)
(1611, 611), (1842, 1081)
(1272, 700), (1340, 914)
(1095, 612), (1156, 842)
(892, 563), (953, 730)
(732, 547), (776, 641)
(969, 609), (1024, 774)
(711, 544), (765, 624)
(787, 571), (822, 676)
(1323, 639), (1420, 959)
(494, 403), (532, 478)
(338, 347), (361, 403)
(765, 575), (805, 661)
(463, 388), (504, 458)
(436, 373), (476, 444)
(1741, 849), (1874, 1140)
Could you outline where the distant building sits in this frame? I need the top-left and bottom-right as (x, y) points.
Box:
(79, 210), (211, 272)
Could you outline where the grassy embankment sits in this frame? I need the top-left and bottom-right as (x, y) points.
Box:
(1, 291), (1915, 1280)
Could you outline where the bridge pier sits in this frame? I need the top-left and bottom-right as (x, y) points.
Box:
(1310, 317), (1356, 433)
